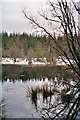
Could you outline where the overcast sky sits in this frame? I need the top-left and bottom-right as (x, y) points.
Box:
(0, 0), (79, 34)
(1, 0), (49, 34)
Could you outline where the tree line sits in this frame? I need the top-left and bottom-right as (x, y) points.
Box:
(1, 32), (67, 59)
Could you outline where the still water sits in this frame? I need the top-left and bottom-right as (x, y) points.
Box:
(1, 65), (79, 119)
(2, 79), (40, 118)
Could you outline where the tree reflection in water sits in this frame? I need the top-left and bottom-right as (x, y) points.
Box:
(26, 77), (80, 120)
(2, 65), (80, 119)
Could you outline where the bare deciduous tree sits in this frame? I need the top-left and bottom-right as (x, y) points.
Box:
(22, 0), (80, 119)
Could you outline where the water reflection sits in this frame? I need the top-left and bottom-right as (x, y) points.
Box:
(2, 65), (76, 81)
(2, 65), (80, 119)
(25, 76), (80, 120)
(26, 77), (74, 107)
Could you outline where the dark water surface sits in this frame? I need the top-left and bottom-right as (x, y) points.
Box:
(1, 65), (79, 119)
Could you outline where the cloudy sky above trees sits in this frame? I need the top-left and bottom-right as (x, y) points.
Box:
(0, 0), (79, 34)
(1, 0), (48, 34)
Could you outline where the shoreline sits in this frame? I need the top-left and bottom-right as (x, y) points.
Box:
(0, 63), (53, 67)
(0, 57), (74, 66)
(1, 63), (70, 69)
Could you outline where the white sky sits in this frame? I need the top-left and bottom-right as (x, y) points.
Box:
(1, 0), (49, 34)
(0, 0), (79, 34)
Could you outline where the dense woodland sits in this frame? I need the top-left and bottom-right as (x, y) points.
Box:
(1, 32), (79, 59)
(1, 32), (62, 59)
